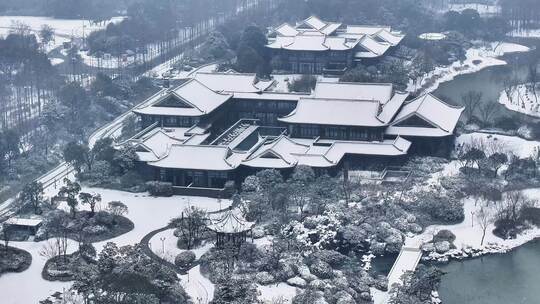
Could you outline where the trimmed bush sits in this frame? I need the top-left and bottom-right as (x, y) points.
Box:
(432, 229), (456, 243)
(146, 181), (173, 197)
(175, 251), (196, 269)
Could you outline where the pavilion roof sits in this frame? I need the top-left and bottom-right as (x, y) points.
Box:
(207, 208), (255, 234)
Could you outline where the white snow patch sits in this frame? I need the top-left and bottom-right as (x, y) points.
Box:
(456, 132), (540, 158)
(407, 195), (539, 253)
(447, 3), (501, 16)
(50, 58), (64, 66)
(508, 28), (540, 39)
(0, 188), (230, 303)
(0, 16), (124, 52)
(258, 283), (298, 304)
(498, 83), (540, 117)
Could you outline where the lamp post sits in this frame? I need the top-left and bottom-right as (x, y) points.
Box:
(160, 236), (166, 254)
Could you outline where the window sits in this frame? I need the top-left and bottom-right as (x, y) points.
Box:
(166, 116), (176, 125)
(300, 124), (319, 138)
(326, 127), (339, 138)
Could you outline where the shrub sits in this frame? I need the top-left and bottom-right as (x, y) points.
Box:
(119, 170), (145, 190)
(520, 207), (540, 226)
(309, 260), (333, 279)
(419, 197), (464, 224)
(432, 229), (456, 243)
(146, 181), (173, 197)
(288, 75), (317, 93)
(310, 250), (347, 268)
(493, 218), (518, 239)
(175, 251), (196, 269)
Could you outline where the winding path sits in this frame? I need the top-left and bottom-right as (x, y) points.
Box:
(140, 225), (212, 304)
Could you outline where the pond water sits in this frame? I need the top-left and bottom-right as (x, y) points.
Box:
(438, 239), (540, 304)
(433, 52), (530, 120)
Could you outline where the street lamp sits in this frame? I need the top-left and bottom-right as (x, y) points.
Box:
(160, 236), (166, 254)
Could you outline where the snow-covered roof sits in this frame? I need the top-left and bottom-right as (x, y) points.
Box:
(240, 135), (412, 169)
(375, 29), (405, 46)
(283, 34), (329, 51)
(346, 25), (392, 35)
(314, 82), (394, 102)
(242, 136), (411, 169)
(301, 16), (327, 31)
(193, 72), (273, 93)
(321, 22), (342, 35)
(5, 217), (43, 227)
(207, 208), (255, 234)
(233, 91), (310, 101)
(148, 145), (237, 171)
(242, 135), (310, 168)
(268, 16), (401, 56)
(133, 79), (232, 117)
(358, 35), (392, 56)
(324, 137), (411, 160)
(390, 94), (465, 136)
(378, 92), (409, 123)
(279, 97), (385, 127)
(134, 128), (189, 162)
(274, 23), (299, 37)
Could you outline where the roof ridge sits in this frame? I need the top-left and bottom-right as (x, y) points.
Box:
(317, 81), (393, 86)
(188, 78), (235, 97)
(301, 97), (382, 103)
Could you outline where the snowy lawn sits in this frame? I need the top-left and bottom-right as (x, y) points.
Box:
(456, 132), (540, 158)
(0, 187), (230, 304)
(0, 16), (124, 52)
(446, 3), (501, 16)
(498, 83), (540, 117)
(258, 283), (298, 304)
(406, 195), (540, 251)
(409, 42), (530, 94)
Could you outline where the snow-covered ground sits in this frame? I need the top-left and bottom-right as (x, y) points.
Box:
(0, 187), (230, 304)
(456, 132), (540, 158)
(258, 283), (298, 304)
(508, 28), (540, 39)
(50, 57), (64, 66)
(446, 3), (501, 16)
(409, 42), (530, 95)
(0, 16), (124, 52)
(498, 83), (540, 117)
(407, 194), (540, 253)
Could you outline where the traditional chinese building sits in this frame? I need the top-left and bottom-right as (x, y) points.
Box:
(207, 208), (255, 249)
(126, 71), (463, 197)
(267, 16), (405, 74)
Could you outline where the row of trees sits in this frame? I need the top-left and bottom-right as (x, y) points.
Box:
(0, 31), (60, 132)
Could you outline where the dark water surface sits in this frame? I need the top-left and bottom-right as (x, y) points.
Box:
(438, 239), (540, 304)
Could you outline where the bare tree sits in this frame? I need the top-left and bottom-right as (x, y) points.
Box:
(477, 205), (494, 246)
(1, 224), (13, 254)
(478, 102), (500, 127)
(461, 91), (483, 123)
(495, 191), (533, 223)
(39, 239), (60, 260)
